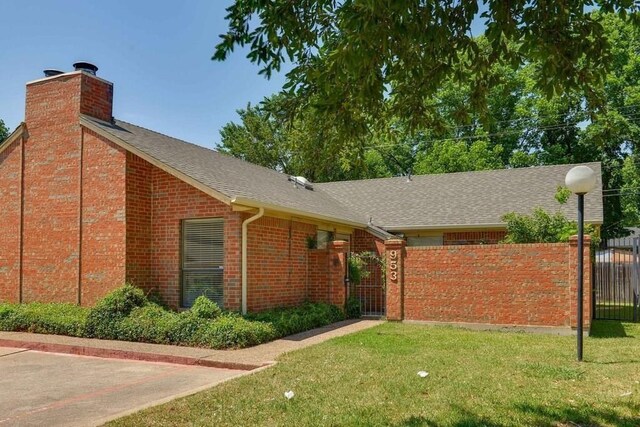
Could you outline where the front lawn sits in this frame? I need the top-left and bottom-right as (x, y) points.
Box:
(109, 321), (640, 426)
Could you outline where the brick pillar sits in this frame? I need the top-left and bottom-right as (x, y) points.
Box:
(385, 239), (405, 321)
(328, 240), (349, 308)
(569, 234), (592, 329)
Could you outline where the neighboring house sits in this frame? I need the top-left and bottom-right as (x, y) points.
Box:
(0, 64), (604, 313)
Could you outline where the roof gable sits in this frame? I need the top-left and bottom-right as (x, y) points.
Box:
(81, 116), (366, 226)
(0, 124), (25, 156)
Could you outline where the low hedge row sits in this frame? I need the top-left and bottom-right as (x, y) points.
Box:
(0, 285), (345, 349)
(246, 302), (345, 337)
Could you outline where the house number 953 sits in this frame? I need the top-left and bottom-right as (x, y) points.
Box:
(389, 250), (398, 282)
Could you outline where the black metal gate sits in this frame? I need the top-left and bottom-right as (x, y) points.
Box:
(594, 236), (640, 321)
(349, 252), (385, 317)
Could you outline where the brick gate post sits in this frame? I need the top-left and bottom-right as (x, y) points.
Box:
(328, 240), (350, 308)
(385, 239), (405, 321)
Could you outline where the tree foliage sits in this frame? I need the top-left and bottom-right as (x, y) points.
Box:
(215, 1), (639, 134)
(0, 119), (8, 143)
(502, 208), (599, 245)
(413, 140), (503, 174)
(219, 96), (374, 182)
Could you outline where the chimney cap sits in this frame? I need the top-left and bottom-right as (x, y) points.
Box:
(43, 69), (64, 77)
(73, 61), (98, 75)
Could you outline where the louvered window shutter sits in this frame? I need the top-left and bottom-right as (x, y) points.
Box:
(181, 219), (224, 308)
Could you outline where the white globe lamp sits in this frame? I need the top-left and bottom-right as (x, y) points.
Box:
(565, 165), (597, 195)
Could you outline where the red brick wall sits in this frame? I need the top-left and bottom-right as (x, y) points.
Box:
(352, 229), (384, 254)
(569, 236), (592, 329)
(21, 75), (85, 303)
(79, 75), (113, 122)
(306, 241), (351, 308)
(79, 129), (127, 305)
(443, 230), (506, 245)
(327, 240), (349, 307)
(124, 156), (323, 312)
(403, 242), (591, 327)
(125, 153), (153, 292)
(142, 161), (242, 310)
(246, 217), (316, 312)
(307, 249), (330, 303)
(0, 138), (22, 303)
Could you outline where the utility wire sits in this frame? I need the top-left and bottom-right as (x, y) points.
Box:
(425, 102), (640, 133)
(367, 111), (640, 150)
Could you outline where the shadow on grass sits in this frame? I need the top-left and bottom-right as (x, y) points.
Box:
(514, 401), (640, 427)
(393, 401), (640, 427)
(395, 415), (502, 427)
(279, 319), (364, 342)
(590, 320), (631, 338)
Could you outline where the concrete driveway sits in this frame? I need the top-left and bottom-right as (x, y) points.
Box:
(0, 347), (247, 427)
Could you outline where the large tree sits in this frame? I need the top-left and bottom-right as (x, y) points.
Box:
(219, 95), (375, 182)
(214, 1), (639, 137)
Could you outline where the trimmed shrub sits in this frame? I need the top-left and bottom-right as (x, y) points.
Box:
(0, 286), (347, 349)
(193, 315), (277, 349)
(166, 312), (207, 345)
(247, 302), (345, 337)
(116, 304), (175, 344)
(0, 302), (87, 337)
(84, 284), (148, 339)
(190, 296), (222, 320)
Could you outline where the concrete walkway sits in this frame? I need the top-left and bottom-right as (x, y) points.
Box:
(0, 319), (383, 370)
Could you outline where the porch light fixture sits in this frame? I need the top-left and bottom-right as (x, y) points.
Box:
(565, 165), (597, 362)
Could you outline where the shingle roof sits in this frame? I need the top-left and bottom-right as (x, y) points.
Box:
(82, 116), (366, 225)
(316, 162), (604, 229)
(82, 115), (603, 230)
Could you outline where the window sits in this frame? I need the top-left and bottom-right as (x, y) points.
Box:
(316, 230), (333, 249)
(181, 218), (224, 308)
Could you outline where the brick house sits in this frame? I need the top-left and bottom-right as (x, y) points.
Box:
(0, 64), (603, 324)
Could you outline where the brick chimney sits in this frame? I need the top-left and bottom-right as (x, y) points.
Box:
(25, 63), (113, 127)
(15, 63), (120, 305)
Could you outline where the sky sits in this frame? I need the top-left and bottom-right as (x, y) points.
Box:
(0, 0), (288, 149)
(0, 1), (487, 150)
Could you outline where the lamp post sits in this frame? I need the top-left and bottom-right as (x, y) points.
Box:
(565, 165), (597, 362)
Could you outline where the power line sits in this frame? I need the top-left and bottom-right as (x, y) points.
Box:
(603, 187), (640, 193)
(603, 192), (640, 197)
(425, 102), (640, 133)
(366, 110), (640, 151)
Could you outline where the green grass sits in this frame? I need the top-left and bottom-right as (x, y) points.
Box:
(108, 321), (640, 427)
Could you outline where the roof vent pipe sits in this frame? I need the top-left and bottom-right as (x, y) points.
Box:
(73, 61), (98, 75)
(43, 69), (64, 77)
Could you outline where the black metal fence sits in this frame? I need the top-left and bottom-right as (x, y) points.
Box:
(594, 236), (640, 322)
(349, 252), (385, 317)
